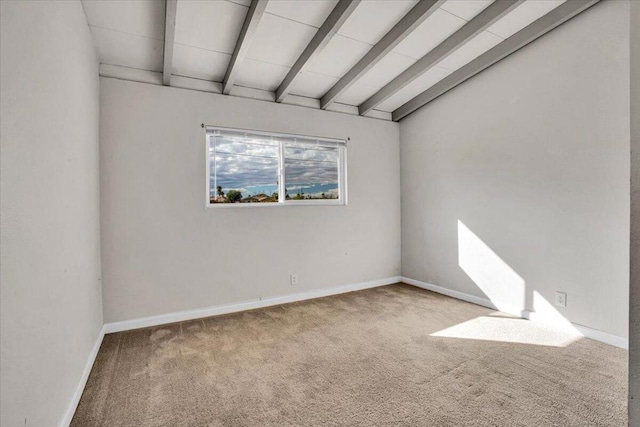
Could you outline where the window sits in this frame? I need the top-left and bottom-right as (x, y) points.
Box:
(206, 126), (347, 206)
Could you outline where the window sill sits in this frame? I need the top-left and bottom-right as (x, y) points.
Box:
(206, 200), (346, 208)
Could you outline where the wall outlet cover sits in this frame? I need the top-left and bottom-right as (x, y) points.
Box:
(555, 291), (567, 307)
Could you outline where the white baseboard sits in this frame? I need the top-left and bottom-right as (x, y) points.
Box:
(59, 325), (106, 427)
(402, 277), (506, 311)
(401, 277), (628, 350)
(104, 276), (401, 334)
(523, 309), (629, 349)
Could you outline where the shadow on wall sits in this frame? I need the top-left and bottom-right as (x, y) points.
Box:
(443, 219), (582, 347)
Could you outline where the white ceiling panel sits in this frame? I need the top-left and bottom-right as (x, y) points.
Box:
(228, 0), (252, 6)
(172, 44), (231, 82)
(175, 0), (247, 54)
(90, 26), (164, 72)
(376, 66), (453, 112)
(338, 0), (419, 45)
(236, 59), (290, 91)
(82, 0), (165, 40)
(85, 0), (578, 120)
(306, 35), (371, 78)
(437, 30), (502, 71)
(266, 0), (338, 28)
(334, 82), (380, 106)
(440, 0), (494, 21)
(487, 0), (566, 39)
(246, 13), (317, 66)
(289, 72), (339, 99)
(392, 9), (466, 60)
(357, 51), (416, 88)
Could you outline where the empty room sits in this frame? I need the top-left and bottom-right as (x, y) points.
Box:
(1, 0), (639, 425)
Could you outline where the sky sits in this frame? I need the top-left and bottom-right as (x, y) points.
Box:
(209, 137), (339, 197)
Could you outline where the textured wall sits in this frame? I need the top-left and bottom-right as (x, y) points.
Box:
(399, 0), (629, 339)
(630, 0), (639, 422)
(0, 1), (103, 425)
(99, 78), (401, 323)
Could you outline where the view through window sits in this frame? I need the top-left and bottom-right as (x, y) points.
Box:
(207, 127), (346, 205)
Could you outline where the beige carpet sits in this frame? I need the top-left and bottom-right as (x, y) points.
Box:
(72, 284), (627, 426)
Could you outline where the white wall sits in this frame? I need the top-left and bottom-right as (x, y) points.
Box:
(99, 78), (400, 323)
(400, 0), (629, 338)
(0, 1), (103, 426)
(630, 0), (639, 421)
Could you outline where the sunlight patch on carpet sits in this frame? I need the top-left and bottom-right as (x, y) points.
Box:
(431, 315), (581, 347)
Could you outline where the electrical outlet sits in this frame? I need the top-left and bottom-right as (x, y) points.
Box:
(290, 273), (298, 286)
(555, 291), (567, 307)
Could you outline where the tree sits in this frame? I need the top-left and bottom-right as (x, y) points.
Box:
(226, 190), (242, 203)
(216, 186), (224, 197)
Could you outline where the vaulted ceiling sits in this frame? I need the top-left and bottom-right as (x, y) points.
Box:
(82, 0), (599, 121)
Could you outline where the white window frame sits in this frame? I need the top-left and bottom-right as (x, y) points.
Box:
(205, 125), (348, 208)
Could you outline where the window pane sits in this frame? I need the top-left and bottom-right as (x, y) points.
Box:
(209, 136), (279, 203)
(284, 144), (339, 201)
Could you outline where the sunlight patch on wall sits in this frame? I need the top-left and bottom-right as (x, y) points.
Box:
(529, 290), (581, 334)
(457, 220), (526, 314)
(431, 315), (581, 347)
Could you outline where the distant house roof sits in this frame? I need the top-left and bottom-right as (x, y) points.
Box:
(242, 194), (276, 203)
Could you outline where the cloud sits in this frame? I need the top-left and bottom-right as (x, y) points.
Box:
(284, 161), (337, 185)
(209, 138), (339, 194)
(284, 146), (337, 163)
